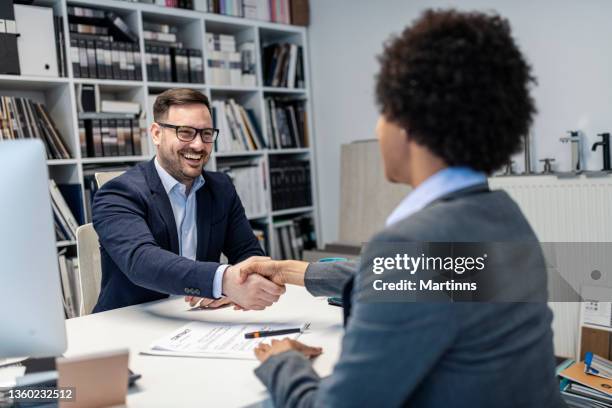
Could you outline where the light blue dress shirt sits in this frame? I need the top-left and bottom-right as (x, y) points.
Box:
(154, 158), (228, 298)
(385, 166), (487, 227)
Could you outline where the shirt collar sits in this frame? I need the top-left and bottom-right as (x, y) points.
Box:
(154, 157), (205, 196)
(385, 166), (487, 227)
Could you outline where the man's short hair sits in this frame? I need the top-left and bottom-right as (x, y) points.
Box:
(153, 88), (211, 122)
(375, 9), (536, 174)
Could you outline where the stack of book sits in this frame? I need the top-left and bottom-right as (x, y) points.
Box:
(272, 215), (316, 260)
(58, 248), (81, 318)
(200, 0), (308, 25)
(49, 179), (82, 242)
(265, 97), (307, 149)
(269, 156), (311, 210)
(262, 43), (304, 88)
(218, 158), (267, 218)
(206, 33), (256, 87)
(132, 0), (194, 8)
(143, 21), (204, 83)
(78, 117), (143, 158)
(558, 355), (612, 407)
(68, 6), (142, 80)
(0, 96), (72, 160)
(212, 98), (265, 152)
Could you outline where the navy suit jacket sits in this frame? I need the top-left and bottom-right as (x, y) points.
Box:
(92, 159), (264, 313)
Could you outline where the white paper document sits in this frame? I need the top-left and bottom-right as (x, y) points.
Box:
(143, 322), (308, 360)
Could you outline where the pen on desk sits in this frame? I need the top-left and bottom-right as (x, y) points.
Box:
(244, 328), (302, 339)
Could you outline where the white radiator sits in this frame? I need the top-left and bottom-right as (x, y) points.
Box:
(489, 175), (612, 358)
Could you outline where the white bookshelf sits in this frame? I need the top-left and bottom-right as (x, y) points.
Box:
(3, 0), (319, 260)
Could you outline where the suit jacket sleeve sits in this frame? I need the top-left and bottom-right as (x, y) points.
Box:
(220, 175), (265, 264)
(93, 178), (221, 298)
(254, 231), (460, 407)
(304, 261), (357, 297)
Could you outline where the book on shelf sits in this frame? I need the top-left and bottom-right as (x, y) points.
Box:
(49, 179), (83, 243)
(58, 249), (82, 319)
(269, 156), (311, 211)
(80, 117), (142, 158)
(218, 158), (267, 218)
(206, 33), (256, 87)
(265, 97), (308, 149)
(54, 16), (68, 77)
(137, 0), (194, 9)
(197, 0), (304, 25)
(143, 20), (204, 83)
(263, 42), (305, 88)
(0, 96), (72, 160)
(0, 0), (21, 75)
(68, 5), (142, 80)
(212, 98), (265, 153)
(273, 214), (315, 260)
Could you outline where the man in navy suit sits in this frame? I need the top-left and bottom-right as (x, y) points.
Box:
(92, 88), (284, 313)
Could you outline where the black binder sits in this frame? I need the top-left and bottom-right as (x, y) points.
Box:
(0, 0), (20, 75)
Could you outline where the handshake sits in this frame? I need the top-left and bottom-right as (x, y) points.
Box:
(185, 256), (309, 311)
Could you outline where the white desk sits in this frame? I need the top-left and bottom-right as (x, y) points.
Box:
(64, 286), (344, 407)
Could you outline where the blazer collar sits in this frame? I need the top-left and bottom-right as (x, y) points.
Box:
(428, 181), (490, 206)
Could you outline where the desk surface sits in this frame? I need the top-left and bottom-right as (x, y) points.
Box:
(65, 286), (344, 407)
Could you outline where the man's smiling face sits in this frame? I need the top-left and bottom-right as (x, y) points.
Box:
(151, 103), (213, 187)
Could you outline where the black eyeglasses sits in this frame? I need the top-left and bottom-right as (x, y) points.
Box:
(156, 122), (219, 143)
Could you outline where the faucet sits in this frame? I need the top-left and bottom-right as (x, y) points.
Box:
(559, 130), (582, 172)
(591, 132), (611, 171)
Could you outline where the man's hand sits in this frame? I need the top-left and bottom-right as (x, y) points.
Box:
(184, 296), (232, 309)
(238, 260), (285, 285)
(254, 339), (322, 363)
(238, 260), (308, 287)
(223, 256), (286, 310)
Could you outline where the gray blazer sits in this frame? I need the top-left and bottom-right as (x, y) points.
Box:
(255, 184), (565, 408)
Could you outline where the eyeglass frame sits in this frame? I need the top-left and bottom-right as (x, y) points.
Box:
(155, 122), (220, 144)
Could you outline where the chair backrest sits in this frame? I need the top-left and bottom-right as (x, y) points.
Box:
(95, 171), (125, 188)
(76, 224), (102, 315)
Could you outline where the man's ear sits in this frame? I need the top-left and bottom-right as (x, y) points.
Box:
(151, 122), (161, 147)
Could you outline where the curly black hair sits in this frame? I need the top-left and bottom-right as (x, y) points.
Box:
(375, 9), (536, 174)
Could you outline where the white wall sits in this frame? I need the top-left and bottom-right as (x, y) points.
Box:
(308, 0), (612, 244)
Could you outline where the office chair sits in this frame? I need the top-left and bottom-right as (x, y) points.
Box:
(75, 171), (124, 315)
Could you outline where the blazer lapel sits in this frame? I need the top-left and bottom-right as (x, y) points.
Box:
(144, 159), (180, 254)
(196, 180), (212, 260)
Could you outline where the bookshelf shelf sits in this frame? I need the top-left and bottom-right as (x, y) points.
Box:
(209, 85), (260, 93)
(215, 151), (265, 158)
(148, 82), (207, 91)
(48, 159), (78, 165)
(262, 87), (307, 94)
(272, 206), (314, 217)
(0, 75), (69, 90)
(73, 78), (144, 89)
(248, 213), (269, 221)
(81, 156), (150, 164)
(3, 0), (319, 268)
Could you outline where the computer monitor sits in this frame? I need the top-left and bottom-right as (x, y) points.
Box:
(0, 140), (67, 358)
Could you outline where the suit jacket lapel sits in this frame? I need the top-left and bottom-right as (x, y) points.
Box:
(196, 177), (212, 260)
(144, 159), (180, 254)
